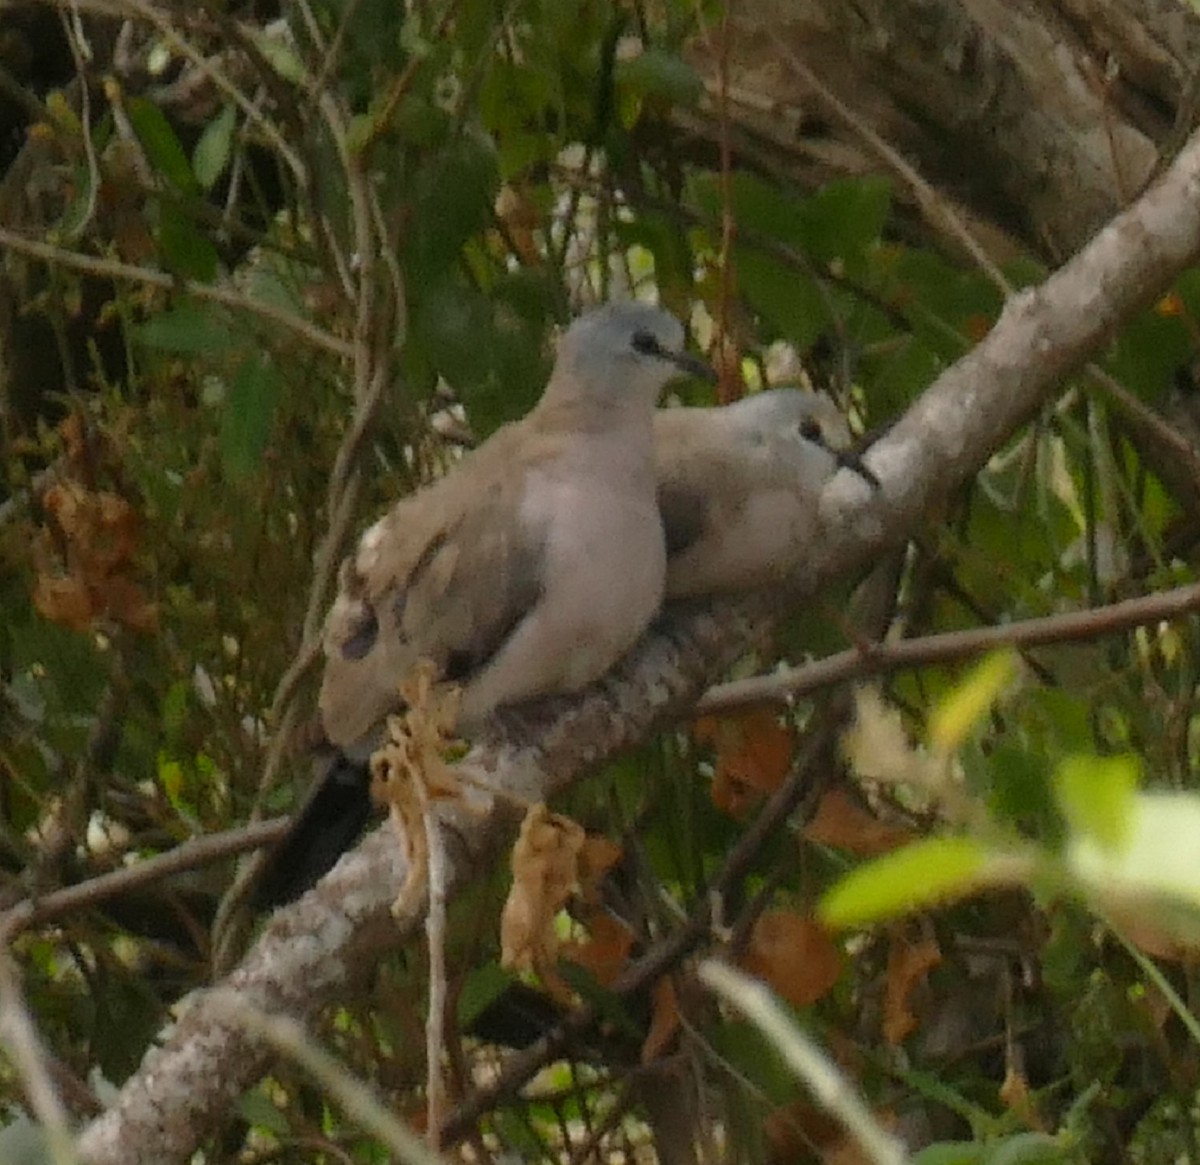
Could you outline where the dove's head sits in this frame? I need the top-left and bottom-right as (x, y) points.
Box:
(728, 389), (849, 449)
(728, 388), (879, 491)
(550, 302), (715, 409)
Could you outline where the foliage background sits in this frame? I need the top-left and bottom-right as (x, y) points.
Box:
(3, 0), (1200, 1162)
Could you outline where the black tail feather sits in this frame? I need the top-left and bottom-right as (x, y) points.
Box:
(253, 750), (376, 909)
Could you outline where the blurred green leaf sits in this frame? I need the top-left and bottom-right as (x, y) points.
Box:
(406, 135), (500, 282)
(930, 649), (1018, 752)
(221, 354), (282, 480)
(912, 1144), (985, 1165)
(126, 96), (199, 194)
(615, 48), (703, 107)
(1103, 303), (1191, 403)
(819, 837), (1000, 929)
(456, 964), (517, 1028)
(1069, 788), (1200, 917)
(240, 1087), (293, 1137)
(193, 104), (237, 191)
(158, 201), (219, 281)
(135, 299), (240, 355)
(1055, 754), (1139, 851)
(986, 741), (1060, 836)
(248, 29), (308, 84)
(798, 176), (892, 266)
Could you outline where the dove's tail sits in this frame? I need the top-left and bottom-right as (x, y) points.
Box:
(252, 748), (376, 908)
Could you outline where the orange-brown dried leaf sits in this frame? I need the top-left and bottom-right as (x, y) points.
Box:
(1000, 1062), (1046, 1132)
(500, 804), (586, 1005)
(370, 727), (430, 918)
(578, 834), (623, 902)
(711, 763), (763, 818)
(740, 910), (843, 1008)
(367, 663), (466, 917)
(563, 911), (635, 988)
(695, 708), (794, 818)
(640, 977), (680, 1064)
(764, 1098), (843, 1163)
(43, 482), (139, 575)
(882, 933), (942, 1045)
(803, 788), (915, 856)
(32, 572), (95, 631)
(1109, 910), (1191, 963)
(59, 412), (88, 467)
(97, 574), (159, 633)
(766, 1098), (899, 1165)
(494, 183), (543, 267)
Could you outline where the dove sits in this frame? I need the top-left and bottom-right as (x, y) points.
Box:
(656, 388), (872, 597)
(254, 303), (714, 907)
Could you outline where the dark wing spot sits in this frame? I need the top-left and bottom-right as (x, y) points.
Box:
(392, 527), (451, 627)
(340, 605), (379, 660)
(408, 528), (449, 586)
(658, 483), (707, 556)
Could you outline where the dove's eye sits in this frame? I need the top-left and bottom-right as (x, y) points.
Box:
(798, 417), (823, 442)
(631, 330), (663, 357)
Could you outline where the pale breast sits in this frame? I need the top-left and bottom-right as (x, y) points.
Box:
(517, 448), (665, 690)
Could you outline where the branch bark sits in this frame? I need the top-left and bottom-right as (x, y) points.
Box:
(75, 124), (1200, 1165)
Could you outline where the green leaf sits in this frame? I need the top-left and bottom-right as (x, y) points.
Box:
(158, 201), (219, 282)
(193, 104), (237, 191)
(929, 649), (1018, 752)
(220, 354), (281, 480)
(406, 135), (500, 282)
(157, 754), (185, 810)
(248, 30), (308, 85)
(1069, 789), (1200, 913)
(135, 299), (239, 355)
(797, 176), (892, 266)
(985, 1133), (1068, 1164)
(456, 964), (517, 1028)
(1055, 754), (1139, 851)
(912, 1144), (986, 1165)
(126, 97), (199, 194)
(819, 837), (999, 929)
(615, 49), (703, 107)
(736, 248), (830, 348)
(239, 1087), (291, 1136)
(986, 741), (1060, 837)
(1103, 303), (1191, 404)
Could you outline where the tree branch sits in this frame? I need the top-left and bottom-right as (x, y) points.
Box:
(695, 582), (1200, 715)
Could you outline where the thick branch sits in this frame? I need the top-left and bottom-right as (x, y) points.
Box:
(76, 125), (1200, 1165)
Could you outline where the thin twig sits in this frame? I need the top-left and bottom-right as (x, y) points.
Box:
(695, 582), (1200, 716)
(0, 227), (355, 359)
(208, 991), (449, 1165)
(0, 951), (79, 1165)
(699, 961), (909, 1165)
(0, 818), (286, 937)
(425, 807), (448, 1147)
(104, 0), (306, 181)
(58, 4), (99, 241)
(771, 35), (1011, 295)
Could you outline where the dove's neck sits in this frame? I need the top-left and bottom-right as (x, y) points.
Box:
(533, 375), (659, 440)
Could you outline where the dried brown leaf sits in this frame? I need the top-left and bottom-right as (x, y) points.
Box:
(695, 708), (795, 818)
(803, 788), (915, 856)
(882, 933), (942, 1045)
(740, 910), (843, 1008)
(640, 977), (680, 1064)
(500, 804), (586, 1005)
